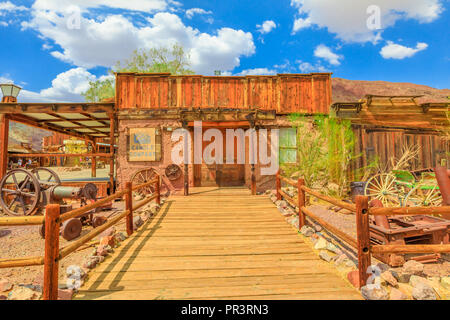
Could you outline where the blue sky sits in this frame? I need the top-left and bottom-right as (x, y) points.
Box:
(0, 0), (448, 102)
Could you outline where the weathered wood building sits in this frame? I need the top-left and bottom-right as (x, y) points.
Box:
(332, 95), (449, 174)
(115, 72), (332, 192)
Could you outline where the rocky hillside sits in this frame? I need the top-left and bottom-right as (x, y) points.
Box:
(332, 78), (450, 103)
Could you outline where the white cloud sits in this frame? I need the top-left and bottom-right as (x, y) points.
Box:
(256, 20), (277, 34)
(292, 17), (312, 33)
(380, 41), (428, 59)
(185, 8), (212, 19)
(0, 1), (28, 11)
(32, 0), (168, 13)
(290, 0), (443, 43)
(296, 61), (327, 73)
(23, 8), (255, 75)
(314, 44), (342, 65)
(0, 21), (8, 26)
(237, 68), (277, 76)
(2, 68), (108, 103)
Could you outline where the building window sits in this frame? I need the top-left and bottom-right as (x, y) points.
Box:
(279, 128), (297, 164)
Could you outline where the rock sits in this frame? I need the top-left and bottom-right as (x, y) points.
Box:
(376, 263), (390, 273)
(58, 289), (74, 300)
(275, 200), (288, 209)
(313, 237), (328, 250)
(345, 260), (356, 268)
(300, 225), (315, 237)
(83, 255), (103, 269)
(326, 242), (341, 254)
(114, 232), (127, 242)
(148, 203), (160, 214)
(381, 271), (398, 287)
(8, 287), (41, 300)
(0, 295), (6, 300)
(133, 216), (144, 230)
(392, 270), (412, 284)
(99, 236), (116, 247)
(96, 245), (110, 257)
(409, 275), (430, 288)
(402, 260), (424, 276)
(319, 250), (333, 262)
(0, 278), (12, 292)
(412, 282), (436, 300)
(390, 287), (408, 300)
(97, 227), (116, 239)
(334, 254), (349, 266)
(313, 224), (323, 232)
(361, 284), (389, 300)
(347, 270), (360, 288)
(440, 277), (450, 290)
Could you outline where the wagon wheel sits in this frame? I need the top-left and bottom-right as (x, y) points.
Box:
(364, 173), (402, 207)
(31, 167), (61, 190)
(0, 169), (41, 216)
(404, 183), (442, 207)
(131, 168), (159, 199)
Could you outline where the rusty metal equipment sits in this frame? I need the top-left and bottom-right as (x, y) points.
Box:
(0, 167), (107, 241)
(369, 199), (450, 266)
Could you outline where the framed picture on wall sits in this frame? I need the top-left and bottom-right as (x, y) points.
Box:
(127, 128), (161, 162)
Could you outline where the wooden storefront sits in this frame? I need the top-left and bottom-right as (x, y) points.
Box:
(333, 96), (449, 174)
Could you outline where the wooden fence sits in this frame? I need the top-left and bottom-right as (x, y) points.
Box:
(0, 175), (160, 300)
(275, 171), (450, 288)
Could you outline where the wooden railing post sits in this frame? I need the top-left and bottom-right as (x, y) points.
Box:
(276, 170), (281, 201)
(297, 178), (306, 229)
(43, 204), (60, 300)
(184, 164), (189, 196)
(355, 195), (371, 288)
(251, 164), (256, 195)
(155, 176), (161, 205)
(125, 182), (133, 236)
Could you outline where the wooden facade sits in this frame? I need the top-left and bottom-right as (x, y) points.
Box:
(333, 96), (449, 172)
(116, 73), (332, 114)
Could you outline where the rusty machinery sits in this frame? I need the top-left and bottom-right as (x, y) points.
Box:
(369, 166), (450, 267)
(0, 168), (107, 240)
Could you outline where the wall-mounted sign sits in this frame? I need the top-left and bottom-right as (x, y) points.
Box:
(129, 128), (157, 162)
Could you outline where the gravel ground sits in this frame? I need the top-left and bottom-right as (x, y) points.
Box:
(305, 201), (450, 277)
(0, 201), (126, 288)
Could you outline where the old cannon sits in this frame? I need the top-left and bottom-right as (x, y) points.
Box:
(0, 168), (106, 240)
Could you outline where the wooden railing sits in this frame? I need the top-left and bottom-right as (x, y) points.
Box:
(275, 171), (450, 288)
(0, 175), (160, 300)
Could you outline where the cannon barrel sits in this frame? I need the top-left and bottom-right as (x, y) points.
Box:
(51, 186), (83, 201)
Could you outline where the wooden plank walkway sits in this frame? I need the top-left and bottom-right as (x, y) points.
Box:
(75, 187), (361, 300)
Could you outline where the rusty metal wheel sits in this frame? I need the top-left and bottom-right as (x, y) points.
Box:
(0, 169), (41, 216)
(165, 164), (182, 181)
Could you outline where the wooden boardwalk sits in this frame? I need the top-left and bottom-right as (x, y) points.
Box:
(75, 187), (361, 300)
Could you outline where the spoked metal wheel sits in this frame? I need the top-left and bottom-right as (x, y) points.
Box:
(364, 173), (402, 207)
(131, 168), (160, 199)
(31, 167), (61, 190)
(0, 169), (41, 216)
(404, 184), (442, 207)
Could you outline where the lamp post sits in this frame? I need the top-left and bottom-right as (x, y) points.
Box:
(0, 83), (21, 103)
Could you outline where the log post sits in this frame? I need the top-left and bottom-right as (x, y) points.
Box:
(43, 204), (60, 300)
(297, 178), (306, 229)
(355, 195), (371, 288)
(276, 170), (281, 201)
(251, 164), (256, 195)
(0, 114), (9, 181)
(125, 182), (133, 236)
(108, 113), (115, 195)
(155, 176), (161, 205)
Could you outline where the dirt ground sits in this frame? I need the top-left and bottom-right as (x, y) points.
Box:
(0, 200), (126, 288)
(307, 201), (450, 277)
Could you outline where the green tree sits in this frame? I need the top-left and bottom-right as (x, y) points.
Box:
(82, 43), (194, 102)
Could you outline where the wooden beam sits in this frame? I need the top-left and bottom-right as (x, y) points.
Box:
(0, 102), (114, 114)
(356, 196), (370, 289)
(0, 114), (9, 180)
(8, 153), (111, 158)
(109, 113), (115, 194)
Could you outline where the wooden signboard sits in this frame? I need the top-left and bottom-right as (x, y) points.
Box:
(128, 128), (159, 162)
